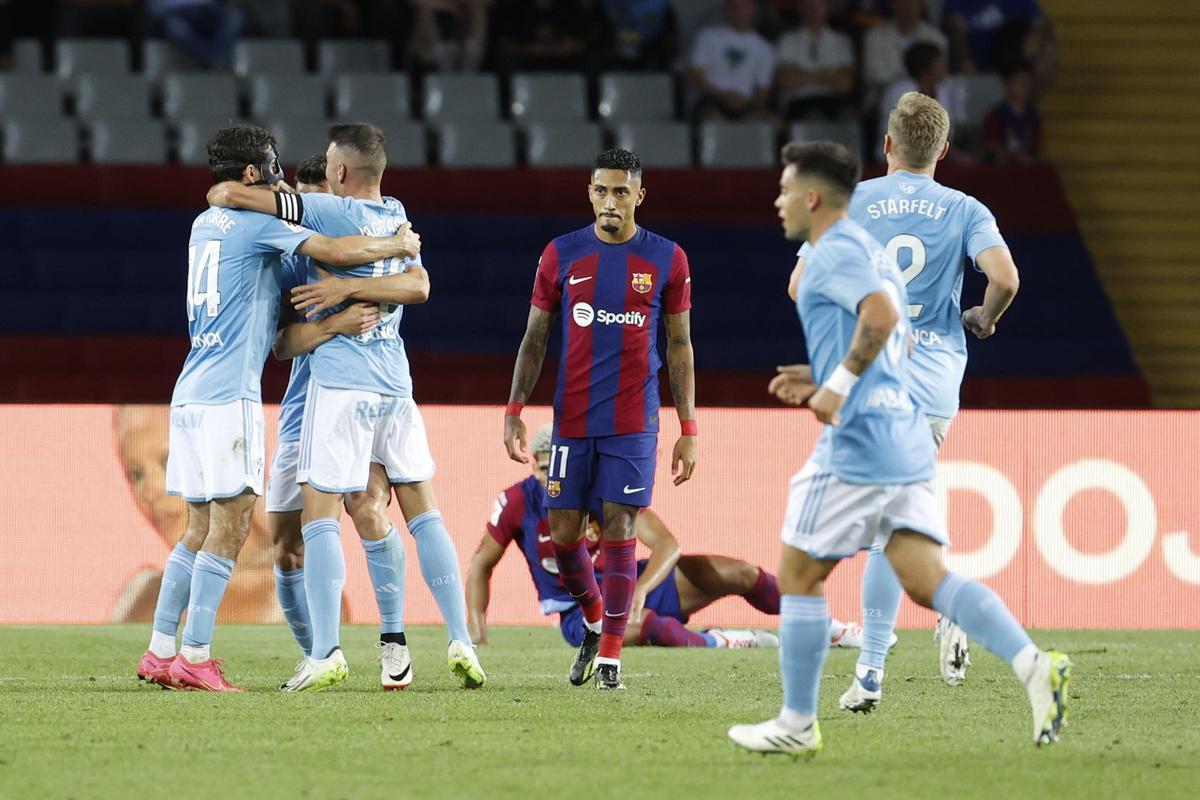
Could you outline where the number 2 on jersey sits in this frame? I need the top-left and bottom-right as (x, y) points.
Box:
(186, 241), (222, 321)
(884, 234), (925, 319)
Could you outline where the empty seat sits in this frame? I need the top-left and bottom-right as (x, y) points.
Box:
(960, 73), (1005, 130)
(13, 39), (43, 72)
(510, 73), (588, 122)
(55, 39), (130, 78)
(176, 116), (250, 166)
(3, 119), (80, 164)
(698, 121), (776, 168)
(614, 122), (692, 168)
(332, 74), (411, 119)
(317, 40), (390, 75)
(162, 74), (240, 120)
(0, 75), (66, 117)
(422, 73), (500, 121)
(233, 40), (305, 77)
(436, 122), (516, 167)
(265, 117), (333, 163)
(90, 119), (168, 164)
(75, 74), (152, 120)
(379, 121), (427, 167)
(143, 40), (202, 79)
(526, 122), (604, 167)
(250, 74), (328, 119)
(788, 120), (863, 159)
(598, 73), (675, 122)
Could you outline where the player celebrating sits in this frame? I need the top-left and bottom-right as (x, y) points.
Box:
(790, 91), (1021, 702)
(208, 124), (486, 692)
(727, 141), (1069, 755)
(473, 425), (865, 650)
(136, 125), (420, 692)
(503, 149), (697, 690)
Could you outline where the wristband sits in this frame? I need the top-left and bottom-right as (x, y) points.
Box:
(680, 419), (698, 436)
(822, 364), (859, 396)
(275, 190), (303, 225)
(505, 402), (524, 418)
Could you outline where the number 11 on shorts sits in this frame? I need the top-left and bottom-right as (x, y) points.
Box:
(548, 444), (569, 479)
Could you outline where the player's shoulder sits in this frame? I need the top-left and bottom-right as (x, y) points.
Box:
(551, 224), (594, 248)
(380, 195), (408, 219)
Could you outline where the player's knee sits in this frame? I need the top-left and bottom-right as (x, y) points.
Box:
(601, 511), (637, 542)
(274, 543), (304, 572)
(345, 492), (390, 540)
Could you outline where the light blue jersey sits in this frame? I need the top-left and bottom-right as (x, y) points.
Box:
(276, 255), (311, 443)
(800, 171), (1007, 419)
(293, 193), (418, 397)
(172, 206), (314, 406)
(797, 218), (936, 485)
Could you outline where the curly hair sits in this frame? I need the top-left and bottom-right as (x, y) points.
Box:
(593, 148), (642, 179)
(296, 154), (328, 186)
(206, 124), (278, 183)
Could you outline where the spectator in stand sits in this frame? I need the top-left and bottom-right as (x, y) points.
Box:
(863, 0), (947, 108)
(409, 0), (491, 72)
(688, 0), (776, 122)
(983, 59), (1041, 164)
(595, 0), (678, 72)
(493, 0), (598, 73)
(943, 0), (1055, 90)
(877, 41), (965, 161)
(236, 1), (292, 38)
(295, 0), (365, 42)
(57, 0), (143, 37)
(775, 0), (855, 120)
(147, 1), (243, 69)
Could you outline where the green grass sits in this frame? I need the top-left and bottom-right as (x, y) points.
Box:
(1, 626), (1197, 799)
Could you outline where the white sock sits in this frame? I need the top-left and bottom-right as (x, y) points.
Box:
(179, 644), (211, 664)
(596, 656), (620, 668)
(583, 617), (602, 635)
(148, 630), (177, 659)
(1011, 644), (1040, 684)
(778, 708), (815, 732)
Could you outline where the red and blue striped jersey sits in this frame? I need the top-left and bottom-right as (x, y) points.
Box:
(531, 224), (691, 437)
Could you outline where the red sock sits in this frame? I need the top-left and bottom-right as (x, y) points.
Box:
(743, 567), (780, 614)
(639, 610), (711, 648)
(598, 538), (637, 661)
(552, 539), (603, 625)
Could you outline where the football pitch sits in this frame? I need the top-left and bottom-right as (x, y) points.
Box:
(1, 626), (1196, 799)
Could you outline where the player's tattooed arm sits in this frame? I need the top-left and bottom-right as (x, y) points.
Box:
(844, 291), (898, 375)
(466, 534), (506, 646)
(272, 303), (380, 359)
(297, 223), (420, 267)
(665, 311), (697, 485)
(289, 265), (430, 318)
(504, 306), (556, 463)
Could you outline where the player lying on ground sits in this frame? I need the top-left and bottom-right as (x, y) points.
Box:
(137, 124), (422, 692)
(470, 425), (866, 650)
(727, 141), (1069, 756)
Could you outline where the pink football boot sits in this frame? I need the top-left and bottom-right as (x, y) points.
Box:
(136, 651), (180, 689)
(168, 656), (244, 693)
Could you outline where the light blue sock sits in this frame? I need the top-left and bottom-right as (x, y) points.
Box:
(361, 528), (406, 635)
(302, 518), (346, 659)
(273, 566), (312, 656)
(780, 594), (831, 717)
(181, 551), (234, 648)
(152, 542), (196, 636)
(408, 510), (470, 644)
(859, 544), (902, 670)
(933, 572), (1033, 664)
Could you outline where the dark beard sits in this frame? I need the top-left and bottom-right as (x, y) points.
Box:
(600, 222), (620, 233)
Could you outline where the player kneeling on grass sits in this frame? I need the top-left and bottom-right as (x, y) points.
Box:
(470, 425), (866, 650)
(727, 141), (1070, 755)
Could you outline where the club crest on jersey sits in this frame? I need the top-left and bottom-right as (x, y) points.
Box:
(631, 273), (653, 294)
(899, 182), (918, 195)
(547, 480), (561, 498)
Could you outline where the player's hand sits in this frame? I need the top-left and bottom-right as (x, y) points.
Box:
(630, 588), (648, 624)
(272, 180), (296, 194)
(206, 180), (240, 208)
(768, 364), (818, 406)
(504, 415), (529, 464)
(292, 266), (351, 317)
(671, 435), (697, 486)
(393, 222), (421, 260)
(327, 303), (380, 337)
(808, 386), (845, 426)
(961, 306), (997, 339)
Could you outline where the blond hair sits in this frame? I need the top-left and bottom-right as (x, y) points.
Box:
(887, 92), (950, 168)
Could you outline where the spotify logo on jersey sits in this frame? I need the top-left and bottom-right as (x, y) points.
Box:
(572, 302), (595, 327)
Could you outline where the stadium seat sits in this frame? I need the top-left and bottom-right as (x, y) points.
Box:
(75, 75), (152, 120)
(3, 118), (80, 163)
(598, 73), (675, 122)
(422, 73), (500, 121)
(0, 75), (66, 117)
(789, 120), (863, 159)
(89, 119), (168, 165)
(249, 74), (329, 119)
(331, 74), (410, 119)
(510, 73), (588, 122)
(143, 40), (201, 79)
(232, 40), (305, 78)
(176, 116), (251, 166)
(697, 121), (776, 168)
(316, 40), (390, 75)
(614, 122), (692, 167)
(13, 38), (43, 72)
(266, 117), (335, 163)
(960, 73), (1005, 131)
(526, 122), (604, 167)
(161, 74), (240, 120)
(436, 122), (516, 167)
(379, 121), (427, 167)
(54, 39), (130, 79)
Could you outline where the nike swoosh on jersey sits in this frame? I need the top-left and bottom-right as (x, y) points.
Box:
(568, 275), (593, 285)
(622, 485), (645, 494)
(537, 534), (552, 542)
